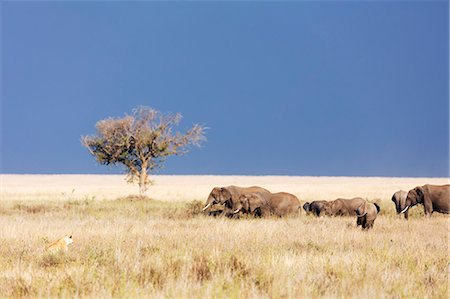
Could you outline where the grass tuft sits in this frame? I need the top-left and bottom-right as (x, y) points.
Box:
(115, 195), (153, 202)
(39, 252), (73, 268)
(191, 256), (212, 282)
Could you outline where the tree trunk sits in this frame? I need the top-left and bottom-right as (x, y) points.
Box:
(139, 163), (148, 196)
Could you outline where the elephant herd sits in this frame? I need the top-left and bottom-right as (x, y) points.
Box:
(202, 184), (450, 230)
(303, 197), (381, 229)
(391, 184), (450, 218)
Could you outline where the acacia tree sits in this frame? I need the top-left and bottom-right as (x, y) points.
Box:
(82, 106), (206, 195)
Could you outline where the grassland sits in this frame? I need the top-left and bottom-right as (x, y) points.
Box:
(0, 175), (448, 298)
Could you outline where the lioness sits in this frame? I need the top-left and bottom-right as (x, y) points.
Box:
(46, 235), (73, 253)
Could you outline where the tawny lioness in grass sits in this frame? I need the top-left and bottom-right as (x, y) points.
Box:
(46, 235), (73, 253)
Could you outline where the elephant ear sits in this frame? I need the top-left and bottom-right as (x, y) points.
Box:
(220, 188), (232, 202)
(248, 195), (262, 213)
(212, 187), (221, 199)
(373, 202), (381, 214)
(322, 202), (332, 215)
(409, 187), (424, 205)
(391, 194), (396, 203)
(303, 202), (311, 212)
(416, 187), (424, 199)
(356, 202), (366, 216)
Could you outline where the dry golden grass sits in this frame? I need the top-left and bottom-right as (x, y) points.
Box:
(0, 175), (449, 298)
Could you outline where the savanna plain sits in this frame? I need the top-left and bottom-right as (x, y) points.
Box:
(1, 175), (449, 298)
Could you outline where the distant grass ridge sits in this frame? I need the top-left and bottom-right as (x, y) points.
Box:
(0, 196), (428, 219)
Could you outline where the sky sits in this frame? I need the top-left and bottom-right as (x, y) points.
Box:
(1, 1), (449, 177)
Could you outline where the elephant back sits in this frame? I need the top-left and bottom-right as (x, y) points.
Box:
(228, 185), (270, 199)
(268, 192), (301, 216)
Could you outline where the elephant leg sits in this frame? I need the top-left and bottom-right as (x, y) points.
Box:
(423, 203), (433, 218)
(337, 209), (346, 216)
(361, 217), (368, 229)
(254, 208), (263, 218)
(363, 221), (369, 229)
(208, 210), (223, 217)
(356, 217), (362, 226)
(362, 219), (375, 230)
(225, 209), (239, 219)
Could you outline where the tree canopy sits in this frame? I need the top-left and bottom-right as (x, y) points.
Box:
(82, 106), (206, 194)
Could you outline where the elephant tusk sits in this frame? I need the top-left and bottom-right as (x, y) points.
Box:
(233, 209), (240, 214)
(400, 206), (409, 214)
(357, 212), (367, 217)
(202, 203), (212, 211)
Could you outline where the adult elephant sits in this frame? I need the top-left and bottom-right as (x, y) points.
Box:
(303, 200), (328, 217)
(202, 186), (271, 216)
(391, 190), (409, 219)
(356, 201), (381, 230)
(401, 184), (450, 217)
(233, 192), (301, 217)
(323, 197), (366, 216)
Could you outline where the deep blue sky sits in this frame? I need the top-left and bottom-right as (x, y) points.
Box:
(1, 1), (449, 177)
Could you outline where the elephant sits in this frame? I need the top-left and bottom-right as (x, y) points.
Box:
(356, 201), (381, 230)
(303, 200), (328, 217)
(207, 210), (224, 217)
(322, 197), (366, 216)
(391, 190), (409, 219)
(202, 186), (271, 216)
(233, 192), (301, 217)
(401, 184), (450, 217)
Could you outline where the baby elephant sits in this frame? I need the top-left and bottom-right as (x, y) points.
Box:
(303, 200), (328, 217)
(356, 201), (380, 230)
